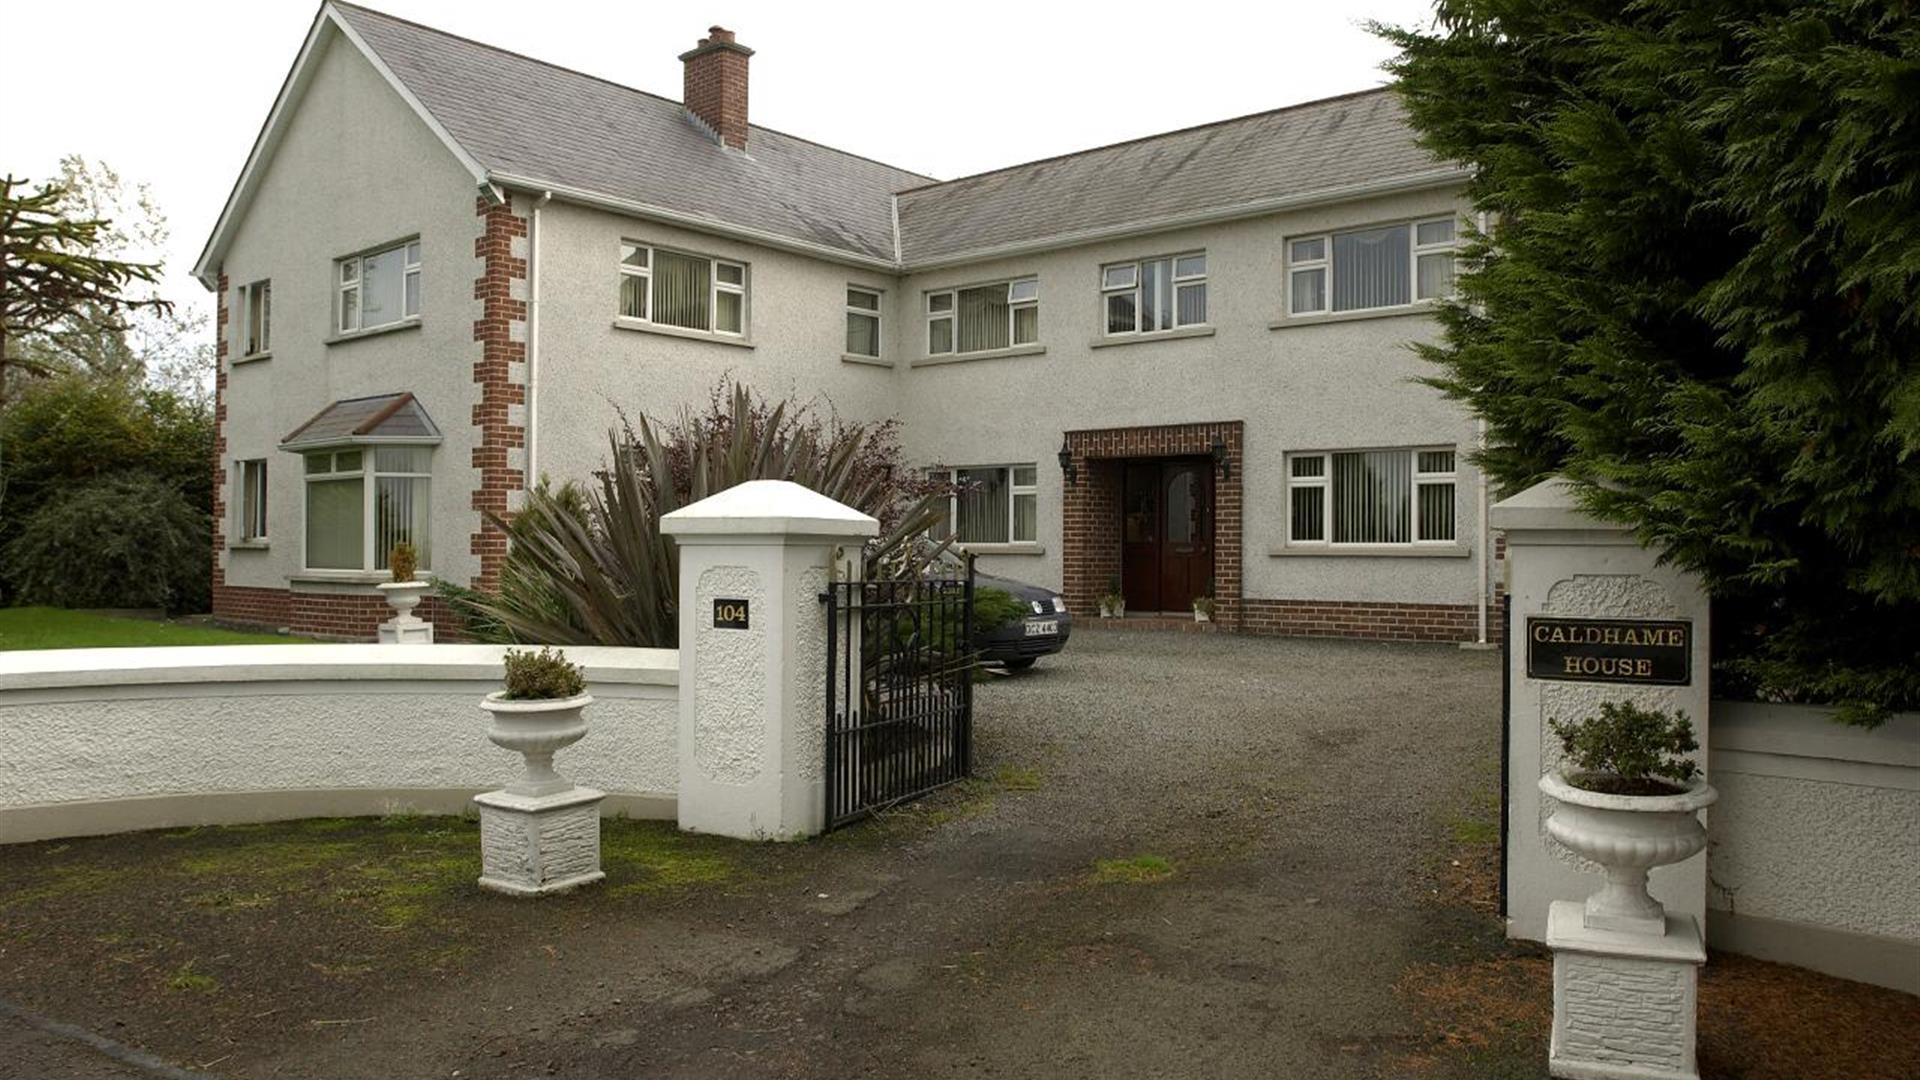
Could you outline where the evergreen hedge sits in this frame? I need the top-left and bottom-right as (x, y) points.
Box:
(1379, 1), (1919, 723)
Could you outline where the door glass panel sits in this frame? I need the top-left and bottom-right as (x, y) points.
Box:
(1165, 470), (1196, 543)
(1124, 471), (1156, 543)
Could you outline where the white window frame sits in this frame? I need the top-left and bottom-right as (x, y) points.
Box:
(617, 241), (748, 337)
(845, 286), (882, 358)
(300, 446), (434, 573)
(1284, 446), (1458, 546)
(240, 279), (271, 356)
(236, 459), (268, 542)
(927, 464), (1038, 545)
(1286, 217), (1457, 316)
(925, 278), (1039, 356)
(337, 240), (421, 334)
(1101, 251), (1207, 335)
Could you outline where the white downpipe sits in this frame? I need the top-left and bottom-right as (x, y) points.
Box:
(1475, 417), (1490, 645)
(1472, 210), (1492, 648)
(526, 191), (552, 486)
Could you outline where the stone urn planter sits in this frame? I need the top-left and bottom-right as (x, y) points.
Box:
(375, 580), (434, 643)
(1538, 771), (1718, 935)
(480, 691), (594, 797)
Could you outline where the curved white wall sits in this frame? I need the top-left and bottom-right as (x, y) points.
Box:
(0, 645), (679, 844)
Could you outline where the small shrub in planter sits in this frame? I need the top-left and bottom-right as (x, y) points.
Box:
(1192, 596), (1217, 622)
(1548, 701), (1699, 796)
(387, 542), (418, 583)
(1100, 575), (1126, 618)
(501, 646), (586, 701)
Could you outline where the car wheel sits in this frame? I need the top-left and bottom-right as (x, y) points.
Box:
(1002, 658), (1037, 671)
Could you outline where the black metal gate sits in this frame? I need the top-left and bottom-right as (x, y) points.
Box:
(821, 567), (975, 829)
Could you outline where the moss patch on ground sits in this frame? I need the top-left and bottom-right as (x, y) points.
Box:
(0, 813), (755, 1011)
(1090, 855), (1175, 885)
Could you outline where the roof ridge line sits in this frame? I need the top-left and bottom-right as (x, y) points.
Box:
(891, 85), (1399, 197)
(326, 0), (937, 183)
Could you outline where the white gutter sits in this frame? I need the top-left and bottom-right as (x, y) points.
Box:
(488, 174), (899, 273)
(899, 168), (1472, 273)
(526, 191), (553, 486)
(493, 166), (1471, 277)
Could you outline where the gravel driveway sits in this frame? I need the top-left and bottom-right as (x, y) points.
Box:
(10, 629), (1503, 1079)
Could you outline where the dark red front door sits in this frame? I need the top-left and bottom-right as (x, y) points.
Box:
(1121, 459), (1213, 613)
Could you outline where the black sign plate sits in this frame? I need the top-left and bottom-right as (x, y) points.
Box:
(712, 598), (750, 630)
(1526, 617), (1690, 685)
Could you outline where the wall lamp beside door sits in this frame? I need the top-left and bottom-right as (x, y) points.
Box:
(1210, 436), (1231, 481)
(1058, 440), (1077, 486)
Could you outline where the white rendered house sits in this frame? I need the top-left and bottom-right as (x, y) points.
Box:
(198, 3), (1491, 641)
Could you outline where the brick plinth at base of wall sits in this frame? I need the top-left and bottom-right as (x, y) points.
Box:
(1238, 595), (1506, 644)
(213, 586), (462, 642)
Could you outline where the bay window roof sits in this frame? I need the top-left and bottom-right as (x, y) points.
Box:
(281, 392), (442, 451)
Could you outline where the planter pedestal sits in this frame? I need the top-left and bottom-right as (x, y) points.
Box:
(376, 581), (434, 643)
(1548, 902), (1704, 1080)
(473, 786), (606, 896)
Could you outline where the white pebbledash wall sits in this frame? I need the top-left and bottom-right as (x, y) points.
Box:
(1706, 702), (1919, 993)
(0, 645), (679, 845)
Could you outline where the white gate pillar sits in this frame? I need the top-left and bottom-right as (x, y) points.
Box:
(660, 481), (875, 840)
(1493, 479), (1712, 944)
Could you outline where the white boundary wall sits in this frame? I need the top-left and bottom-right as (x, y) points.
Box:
(0, 644), (679, 844)
(1706, 701), (1919, 993)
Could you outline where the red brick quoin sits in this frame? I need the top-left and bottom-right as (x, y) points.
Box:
(471, 195), (529, 593)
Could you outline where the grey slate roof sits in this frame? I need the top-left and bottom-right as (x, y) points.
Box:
(283, 392), (441, 448)
(326, 4), (1449, 271)
(332, 3), (932, 262)
(894, 89), (1449, 265)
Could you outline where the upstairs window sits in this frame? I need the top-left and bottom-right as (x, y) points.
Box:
(619, 243), (746, 336)
(338, 241), (420, 334)
(237, 459), (268, 541)
(927, 465), (1038, 545)
(846, 287), (882, 357)
(1288, 218), (1456, 316)
(303, 446), (432, 572)
(926, 278), (1038, 355)
(1286, 447), (1456, 545)
(1103, 252), (1206, 334)
(240, 280), (271, 356)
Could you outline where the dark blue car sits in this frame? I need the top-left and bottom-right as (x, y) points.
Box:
(973, 573), (1072, 670)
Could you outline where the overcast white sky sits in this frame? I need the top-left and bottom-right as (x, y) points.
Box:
(10, 0), (1437, 319)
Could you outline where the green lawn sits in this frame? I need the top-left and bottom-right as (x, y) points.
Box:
(0, 607), (304, 650)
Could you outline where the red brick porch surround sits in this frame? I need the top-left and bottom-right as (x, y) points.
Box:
(1061, 421), (1245, 630)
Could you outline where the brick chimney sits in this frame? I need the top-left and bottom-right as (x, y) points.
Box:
(680, 26), (753, 151)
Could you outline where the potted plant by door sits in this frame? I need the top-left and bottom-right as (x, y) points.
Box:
(1537, 701), (1717, 934)
(481, 647), (594, 797)
(1192, 596), (1217, 623)
(376, 542), (435, 642)
(1099, 575), (1126, 619)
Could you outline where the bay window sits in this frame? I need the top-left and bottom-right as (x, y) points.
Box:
(302, 446), (432, 571)
(619, 242), (746, 336)
(1288, 218), (1456, 316)
(338, 241), (420, 334)
(928, 465), (1038, 545)
(846, 287), (882, 357)
(926, 278), (1038, 356)
(1103, 252), (1206, 334)
(1286, 447), (1456, 545)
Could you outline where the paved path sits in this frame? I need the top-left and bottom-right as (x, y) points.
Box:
(14, 631), (1501, 1078)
